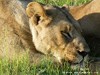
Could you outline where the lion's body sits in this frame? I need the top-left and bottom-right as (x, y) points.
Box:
(69, 0), (100, 37)
(0, 0), (38, 59)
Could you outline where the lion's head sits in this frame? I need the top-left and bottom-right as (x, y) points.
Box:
(26, 2), (90, 65)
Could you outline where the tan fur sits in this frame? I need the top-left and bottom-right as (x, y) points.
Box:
(0, 0), (44, 62)
(0, 0), (90, 64)
(68, 0), (100, 37)
(63, 0), (100, 70)
(26, 2), (90, 64)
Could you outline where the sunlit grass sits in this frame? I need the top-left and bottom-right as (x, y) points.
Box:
(35, 0), (92, 6)
(0, 53), (93, 75)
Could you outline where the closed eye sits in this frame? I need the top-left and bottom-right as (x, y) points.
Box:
(61, 31), (72, 42)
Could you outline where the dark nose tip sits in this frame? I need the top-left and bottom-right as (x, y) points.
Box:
(78, 51), (89, 57)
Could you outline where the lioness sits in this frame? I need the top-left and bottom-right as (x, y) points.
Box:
(26, 2), (90, 64)
(0, 0), (90, 66)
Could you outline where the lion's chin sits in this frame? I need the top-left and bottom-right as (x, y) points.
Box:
(71, 55), (89, 70)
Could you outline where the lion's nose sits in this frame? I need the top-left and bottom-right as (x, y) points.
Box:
(78, 51), (89, 57)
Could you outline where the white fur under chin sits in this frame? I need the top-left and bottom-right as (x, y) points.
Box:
(53, 52), (62, 63)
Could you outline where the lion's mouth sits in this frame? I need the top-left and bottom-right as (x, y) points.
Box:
(70, 58), (84, 65)
(71, 54), (89, 65)
(70, 54), (89, 69)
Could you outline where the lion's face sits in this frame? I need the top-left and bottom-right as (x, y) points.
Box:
(26, 2), (90, 64)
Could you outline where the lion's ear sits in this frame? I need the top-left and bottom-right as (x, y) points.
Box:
(26, 2), (47, 18)
(26, 2), (52, 26)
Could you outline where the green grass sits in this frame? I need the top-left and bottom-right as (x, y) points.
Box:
(35, 0), (92, 6)
(0, 53), (94, 75)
